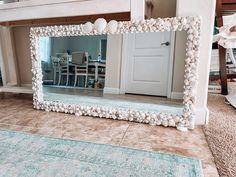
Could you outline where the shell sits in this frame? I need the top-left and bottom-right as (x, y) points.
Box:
(177, 125), (188, 132)
(83, 22), (93, 34)
(108, 20), (118, 33)
(94, 18), (107, 33)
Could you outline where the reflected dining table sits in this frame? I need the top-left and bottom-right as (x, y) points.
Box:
(88, 61), (106, 81)
(66, 60), (106, 83)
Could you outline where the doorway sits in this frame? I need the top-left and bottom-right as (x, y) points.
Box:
(121, 32), (174, 97)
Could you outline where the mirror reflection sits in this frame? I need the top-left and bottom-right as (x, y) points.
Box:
(40, 32), (186, 115)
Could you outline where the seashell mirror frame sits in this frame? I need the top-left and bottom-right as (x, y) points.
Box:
(30, 16), (201, 131)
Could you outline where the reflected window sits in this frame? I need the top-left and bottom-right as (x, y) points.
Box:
(100, 39), (107, 60)
(40, 37), (51, 63)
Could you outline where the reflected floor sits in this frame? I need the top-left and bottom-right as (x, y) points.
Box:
(43, 86), (183, 115)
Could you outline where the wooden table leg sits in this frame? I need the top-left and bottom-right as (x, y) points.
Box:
(219, 45), (228, 95)
(0, 92), (5, 99)
(95, 64), (98, 81)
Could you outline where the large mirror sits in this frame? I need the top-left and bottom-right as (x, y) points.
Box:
(31, 17), (201, 131)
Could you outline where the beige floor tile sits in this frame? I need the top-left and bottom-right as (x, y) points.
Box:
(50, 116), (130, 145)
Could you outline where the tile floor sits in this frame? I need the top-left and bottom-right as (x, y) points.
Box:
(0, 95), (219, 177)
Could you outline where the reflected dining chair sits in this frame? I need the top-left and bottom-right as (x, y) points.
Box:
(58, 53), (74, 86)
(51, 56), (60, 85)
(72, 52), (89, 87)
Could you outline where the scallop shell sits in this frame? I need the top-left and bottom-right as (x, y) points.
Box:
(108, 20), (118, 33)
(94, 18), (107, 33)
(83, 22), (93, 34)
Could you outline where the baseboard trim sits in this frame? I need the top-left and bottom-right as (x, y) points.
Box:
(171, 92), (183, 99)
(0, 86), (33, 94)
(21, 84), (32, 87)
(103, 87), (120, 94)
(171, 91), (208, 125)
(195, 106), (209, 125)
(6, 82), (18, 86)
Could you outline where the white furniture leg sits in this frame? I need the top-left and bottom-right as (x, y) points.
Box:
(58, 71), (61, 85)
(95, 65), (98, 81)
(66, 71), (69, 86)
(53, 70), (57, 85)
(74, 75), (77, 87)
(85, 75), (88, 88)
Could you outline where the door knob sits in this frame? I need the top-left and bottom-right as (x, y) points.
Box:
(161, 42), (170, 46)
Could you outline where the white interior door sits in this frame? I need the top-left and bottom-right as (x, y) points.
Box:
(124, 32), (172, 96)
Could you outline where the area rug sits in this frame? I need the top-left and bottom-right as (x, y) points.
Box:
(0, 129), (203, 177)
(204, 94), (236, 177)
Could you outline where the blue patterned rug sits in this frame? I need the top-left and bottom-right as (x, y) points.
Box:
(0, 129), (203, 177)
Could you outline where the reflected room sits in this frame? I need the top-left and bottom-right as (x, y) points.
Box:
(41, 32), (186, 115)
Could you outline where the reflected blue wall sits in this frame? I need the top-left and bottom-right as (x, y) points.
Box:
(51, 35), (107, 60)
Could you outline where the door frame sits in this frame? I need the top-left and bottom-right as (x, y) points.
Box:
(120, 32), (176, 98)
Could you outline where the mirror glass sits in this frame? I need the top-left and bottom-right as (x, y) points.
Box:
(40, 31), (186, 115)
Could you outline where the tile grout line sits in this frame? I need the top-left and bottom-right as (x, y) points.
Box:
(118, 124), (130, 146)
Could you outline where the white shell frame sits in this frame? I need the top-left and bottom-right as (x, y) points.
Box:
(30, 17), (201, 131)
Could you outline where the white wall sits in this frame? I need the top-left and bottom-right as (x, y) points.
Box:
(51, 35), (107, 59)
(68, 35), (107, 60)
(176, 0), (216, 124)
(51, 37), (69, 56)
(104, 34), (123, 93)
